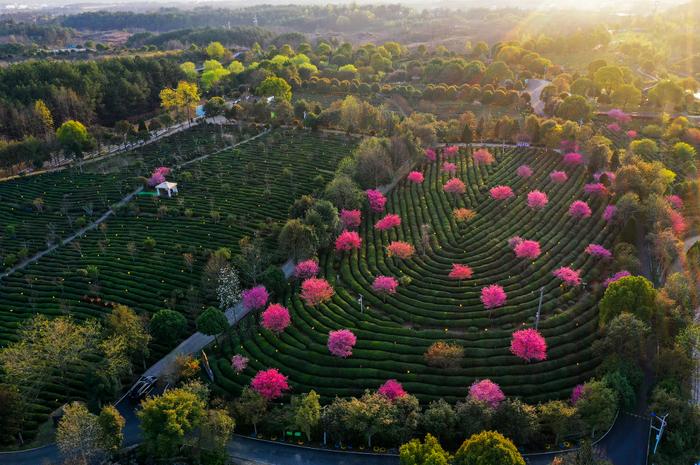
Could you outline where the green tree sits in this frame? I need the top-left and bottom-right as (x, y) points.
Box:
(599, 276), (657, 325)
(648, 80), (683, 111)
(345, 391), (395, 448)
(180, 61), (197, 80)
(557, 95), (592, 122)
(593, 313), (649, 363)
(483, 61), (513, 83)
(453, 431), (525, 465)
(278, 218), (318, 261)
(256, 76), (292, 102)
(612, 84), (641, 109)
(575, 380), (617, 437)
(649, 387), (700, 464)
(149, 309), (187, 347)
(593, 65), (624, 93)
(197, 409), (235, 465)
(56, 120), (93, 158)
(203, 96), (226, 118)
(233, 387), (268, 435)
(105, 305), (150, 370)
(491, 399), (538, 446)
(138, 386), (206, 458)
(206, 41), (226, 59)
(324, 175), (362, 210)
(0, 384), (21, 445)
(228, 60), (245, 74)
(422, 399), (457, 443)
(196, 307), (228, 343)
(294, 390), (321, 441)
(537, 400), (576, 444)
(98, 405), (125, 455)
(672, 142), (696, 163)
(399, 434), (451, 465)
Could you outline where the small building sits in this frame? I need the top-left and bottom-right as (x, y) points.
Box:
(155, 181), (178, 198)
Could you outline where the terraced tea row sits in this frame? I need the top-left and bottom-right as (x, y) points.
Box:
(213, 146), (615, 404)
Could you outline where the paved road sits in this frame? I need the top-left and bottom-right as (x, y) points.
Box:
(525, 78), (551, 116)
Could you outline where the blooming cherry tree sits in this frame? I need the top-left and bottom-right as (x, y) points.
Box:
(449, 263), (473, 280)
(669, 209), (686, 236)
(571, 384), (585, 404)
(510, 328), (547, 362)
(340, 209), (362, 229)
(294, 259), (320, 280)
(607, 123), (621, 132)
(231, 354), (248, 374)
(563, 152), (583, 166)
(261, 303), (291, 334)
(443, 145), (459, 158)
(489, 185), (514, 201)
(603, 205), (616, 222)
(508, 236), (524, 249)
(443, 178), (466, 195)
(425, 148), (437, 162)
(378, 379), (407, 401)
(569, 200), (592, 219)
(516, 164), (533, 178)
(442, 162), (457, 175)
(481, 285), (507, 309)
(300, 278), (334, 306)
(666, 195), (683, 210)
(473, 148), (494, 165)
(626, 130), (637, 139)
(553, 267), (582, 286)
(335, 230), (362, 252)
(527, 190), (549, 210)
(375, 214), (402, 230)
(386, 241), (415, 259)
(328, 329), (357, 358)
(251, 368), (290, 400)
(604, 270), (631, 287)
(585, 244), (612, 259)
(469, 379), (505, 408)
(242, 285), (269, 311)
(366, 189), (387, 213)
(607, 108), (631, 123)
(372, 275), (399, 297)
(407, 171), (424, 184)
(584, 183), (608, 197)
(550, 171), (568, 184)
(514, 240), (541, 260)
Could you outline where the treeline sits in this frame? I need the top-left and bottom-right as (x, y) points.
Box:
(126, 26), (273, 50)
(0, 19), (74, 46)
(61, 4), (409, 33)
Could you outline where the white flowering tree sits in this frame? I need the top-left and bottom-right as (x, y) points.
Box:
(217, 266), (242, 314)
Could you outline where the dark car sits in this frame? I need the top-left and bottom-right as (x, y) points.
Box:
(129, 375), (157, 401)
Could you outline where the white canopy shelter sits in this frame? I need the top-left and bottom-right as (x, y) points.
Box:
(155, 181), (178, 197)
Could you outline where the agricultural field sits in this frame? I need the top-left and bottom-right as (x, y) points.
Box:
(0, 124), (251, 265)
(0, 128), (355, 436)
(212, 145), (615, 404)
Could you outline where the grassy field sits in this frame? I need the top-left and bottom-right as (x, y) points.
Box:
(212, 145), (615, 404)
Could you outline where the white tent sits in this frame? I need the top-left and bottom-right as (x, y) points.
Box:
(155, 181), (178, 197)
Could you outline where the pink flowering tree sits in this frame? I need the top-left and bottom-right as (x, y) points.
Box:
(443, 145), (459, 158)
(335, 230), (362, 252)
(527, 190), (549, 210)
(375, 214), (402, 231)
(516, 164), (533, 178)
(231, 354), (248, 374)
(242, 285), (269, 311)
(607, 108), (631, 123)
(510, 328), (548, 362)
(666, 195), (683, 210)
(508, 236), (524, 249)
(514, 240), (541, 260)
(372, 275), (399, 300)
(585, 244), (612, 259)
(603, 205), (616, 222)
(407, 171), (424, 184)
(569, 200), (592, 219)
(261, 303), (291, 334)
(327, 329), (357, 358)
(626, 130), (637, 139)
(251, 368), (290, 400)
(593, 171), (616, 185)
(584, 183), (608, 198)
(669, 209), (686, 237)
(489, 185), (514, 201)
(443, 178), (466, 196)
(481, 285), (507, 313)
(553, 267), (582, 286)
(607, 123), (621, 133)
(449, 263), (473, 281)
(571, 384), (585, 404)
(442, 162), (457, 175)
(563, 152), (583, 167)
(604, 270), (631, 287)
(366, 189), (387, 213)
(469, 379), (505, 408)
(294, 259), (320, 280)
(425, 148), (437, 162)
(386, 241), (415, 260)
(340, 209), (362, 229)
(473, 148), (495, 165)
(300, 278), (334, 306)
(378, 379), (407, 401)
(550, 170), (568, 184)
(147, 172), (166, 187)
